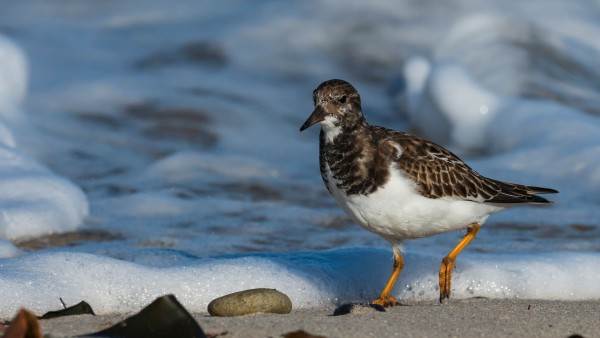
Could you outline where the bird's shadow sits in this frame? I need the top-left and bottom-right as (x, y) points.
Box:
(331, 302), (410, 316)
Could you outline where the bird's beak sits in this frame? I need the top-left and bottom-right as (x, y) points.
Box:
(300, 105), (327, 131)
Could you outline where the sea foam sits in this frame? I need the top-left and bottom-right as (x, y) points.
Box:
(0, 1), (598, 319)
(0, 248), (598, 317)
(0, 35), (89, 240)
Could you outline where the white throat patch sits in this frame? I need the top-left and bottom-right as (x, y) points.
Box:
(320, 115), (342, 143)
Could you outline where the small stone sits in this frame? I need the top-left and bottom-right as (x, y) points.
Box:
(207, 288), (292, 317)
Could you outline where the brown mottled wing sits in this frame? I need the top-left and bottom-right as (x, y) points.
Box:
(485, 178), (558, 202)
(380, 129), (557, 203)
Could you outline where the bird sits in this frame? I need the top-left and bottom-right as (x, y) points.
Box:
(299, 79), (558, 306)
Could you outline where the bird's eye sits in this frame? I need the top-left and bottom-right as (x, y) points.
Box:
(339, 96), (347, 104)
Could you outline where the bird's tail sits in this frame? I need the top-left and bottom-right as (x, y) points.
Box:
(488, 179), (558, 204)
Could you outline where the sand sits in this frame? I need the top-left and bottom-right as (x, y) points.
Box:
(14, 298), (596, 338)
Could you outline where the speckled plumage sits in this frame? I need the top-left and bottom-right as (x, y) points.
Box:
(307, 80), (556, 204)
(300, 79), (557, 305)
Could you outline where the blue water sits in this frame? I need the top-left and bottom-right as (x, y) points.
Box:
(0, 0), (599, 317)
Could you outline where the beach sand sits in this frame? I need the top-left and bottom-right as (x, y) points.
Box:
(22, 298), (598, 338)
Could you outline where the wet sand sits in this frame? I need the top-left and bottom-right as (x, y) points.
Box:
(26, 298), (599, 338)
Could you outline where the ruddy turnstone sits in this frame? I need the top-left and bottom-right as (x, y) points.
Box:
(300, 79), (557, 306)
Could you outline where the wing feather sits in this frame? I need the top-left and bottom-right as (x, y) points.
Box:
(373, 128), (557, 204)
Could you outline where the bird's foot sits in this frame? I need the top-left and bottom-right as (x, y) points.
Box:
(370, 295), (398, 308)
(439, 256), (456, 303)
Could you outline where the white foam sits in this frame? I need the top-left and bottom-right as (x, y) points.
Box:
(0, 0), (598, 318)
(0, 35), (27, 112)
(142, 151), (280, 183)
(402, 13), (600, 224)
(0, 239), (22, 258)
(0, 36), (89, 240)
(0, 248), (598, 317)
(426, 61), (503, 150)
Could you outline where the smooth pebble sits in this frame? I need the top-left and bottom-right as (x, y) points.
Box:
(207, 288), (292, 317)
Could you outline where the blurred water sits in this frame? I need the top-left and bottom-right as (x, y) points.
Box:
(0, 0), (599, 315)
(2, 0), (596, 254)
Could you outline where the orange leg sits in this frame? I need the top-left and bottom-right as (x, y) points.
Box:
(371, 247), (404, 307)
(439, 223), (480, 303)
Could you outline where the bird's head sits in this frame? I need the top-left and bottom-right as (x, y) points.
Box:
(300, 79), (364, 134)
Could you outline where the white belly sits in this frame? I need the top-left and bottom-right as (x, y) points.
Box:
(326, 164), (504, 244)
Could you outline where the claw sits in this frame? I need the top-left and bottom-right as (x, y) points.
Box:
(371, 295), (398, 308)
(372, 248), (404, 308)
